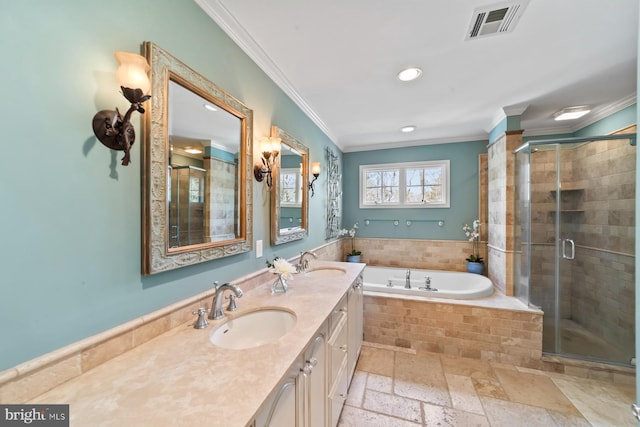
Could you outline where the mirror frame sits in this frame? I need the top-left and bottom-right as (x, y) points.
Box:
(270, 126), (309, 245)
(142, 42), (253, 275)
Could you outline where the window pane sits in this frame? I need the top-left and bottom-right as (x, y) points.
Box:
(382, 170), (399, 187)
(406, 186), (423, 203)
(364, 169), (399, 204)
(406, 168), (422, 186)
(424, 185), (442, 202)
(365, 187), (381, 203)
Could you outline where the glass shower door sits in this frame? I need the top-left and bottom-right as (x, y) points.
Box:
(523, 134), (636, 366)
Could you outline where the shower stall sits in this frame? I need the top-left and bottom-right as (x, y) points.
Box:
(514, 133), (636, 366)
(168, 165), (206, 248)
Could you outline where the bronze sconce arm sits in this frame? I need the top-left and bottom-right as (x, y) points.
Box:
(92, 87), (150, 166)
(92, 51), (151, 166)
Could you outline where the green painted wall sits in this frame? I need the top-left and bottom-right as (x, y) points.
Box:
(342, 140), (488, 240)
(0, 0), (338, 370)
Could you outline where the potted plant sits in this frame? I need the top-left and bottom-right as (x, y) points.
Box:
(463, 220), (484, 274)
(340, 223), (361, 262)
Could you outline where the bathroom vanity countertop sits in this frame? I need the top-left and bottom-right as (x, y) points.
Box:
(30, 261), (365, 427)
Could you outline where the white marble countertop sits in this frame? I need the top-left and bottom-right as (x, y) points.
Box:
(31, 261), (365, 427)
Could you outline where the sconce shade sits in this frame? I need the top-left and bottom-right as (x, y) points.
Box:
(92, 50), (151, 166)
(260, 137), (281, 157)
(115, 51), (151, 94)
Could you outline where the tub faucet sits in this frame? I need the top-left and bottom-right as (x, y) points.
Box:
(209, 281), (243, 320)
(297, 250), (318, 272)
(419, 276), (437, 292)
(405, 269), (411, 289)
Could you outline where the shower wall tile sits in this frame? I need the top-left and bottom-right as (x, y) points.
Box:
(488, 131), (522, 296)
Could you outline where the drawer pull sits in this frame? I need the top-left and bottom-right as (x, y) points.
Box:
(301, 364), (313, 376)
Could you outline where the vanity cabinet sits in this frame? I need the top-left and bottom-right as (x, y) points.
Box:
(253, 323), (327, 427)
(252, 272), (364, 427)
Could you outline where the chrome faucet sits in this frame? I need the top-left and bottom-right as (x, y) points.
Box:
(297, 250), (318, 272)
(209, 281), (243, 320)
(405, 269), (411, 289)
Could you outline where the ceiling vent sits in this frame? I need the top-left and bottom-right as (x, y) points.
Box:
(466, 0), (529, 40)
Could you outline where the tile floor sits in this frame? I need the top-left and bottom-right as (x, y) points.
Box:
(338, 343), (636, 427)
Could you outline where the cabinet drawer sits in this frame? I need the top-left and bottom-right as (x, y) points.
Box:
(328, 314), (347, 386)
(329, 295), (348, 335)
(328, 360), (349, 427)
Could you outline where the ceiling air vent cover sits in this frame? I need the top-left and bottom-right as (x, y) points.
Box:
(466, 0), (529, 40)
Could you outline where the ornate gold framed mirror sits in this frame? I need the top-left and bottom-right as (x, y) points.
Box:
(270, 126), (309, 245)
(142, 42), (253, 275)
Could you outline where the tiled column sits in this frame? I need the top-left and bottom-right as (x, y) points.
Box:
(487, 130), (522, 295)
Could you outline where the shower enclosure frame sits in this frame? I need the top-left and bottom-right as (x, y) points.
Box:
(514, 133), (636, 367)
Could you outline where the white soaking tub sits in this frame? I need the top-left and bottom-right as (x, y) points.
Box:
(363, 265), (493, 299)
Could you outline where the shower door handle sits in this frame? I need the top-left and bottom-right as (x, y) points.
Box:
(562, 238), (575, 260)
(632, 403), (640, 421)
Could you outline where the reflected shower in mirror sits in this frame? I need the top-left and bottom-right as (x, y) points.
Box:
(271, 126), (309, 245)
(168, 81), (241, 247)
(142, 42), (253, 275)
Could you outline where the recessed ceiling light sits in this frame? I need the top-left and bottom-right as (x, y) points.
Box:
(401, 125), (416, 133)
(553, 106), (591, 121)
(184, 148), (203, 154)
(203, 103), (218, 112)
(397, 67), (422, 82)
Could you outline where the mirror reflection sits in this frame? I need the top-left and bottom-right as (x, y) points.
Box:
(270, 126), (309, 245)
(142, 42), (253, 275)
(168, 81), (241, 247)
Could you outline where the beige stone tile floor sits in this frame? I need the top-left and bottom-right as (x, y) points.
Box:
(339, 343), (636, 427)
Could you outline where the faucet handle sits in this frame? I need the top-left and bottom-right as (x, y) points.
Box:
(192, 308), (209, 329)
(226, 294), (238, 312)
(212, 280), (220, 290)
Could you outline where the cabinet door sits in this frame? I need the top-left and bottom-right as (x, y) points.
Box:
(302, 331), (327, 427)
(254, 376), (298, 427)
(347, 275), (364, 382)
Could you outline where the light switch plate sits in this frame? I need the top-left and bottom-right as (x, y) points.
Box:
(256, 240), (263, 258)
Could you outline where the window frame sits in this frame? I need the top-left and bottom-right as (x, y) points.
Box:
(359, 160), (450, 209)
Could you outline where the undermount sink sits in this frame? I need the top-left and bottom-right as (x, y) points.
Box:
(210, 308), (297, 350)
(304, 267), (347, 278)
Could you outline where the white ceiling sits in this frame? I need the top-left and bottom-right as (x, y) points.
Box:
(196, 0), (638, 152)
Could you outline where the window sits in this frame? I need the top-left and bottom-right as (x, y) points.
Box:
(359, 160), (450, 208)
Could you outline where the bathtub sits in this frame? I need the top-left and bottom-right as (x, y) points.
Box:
(363, 266), (493, 299)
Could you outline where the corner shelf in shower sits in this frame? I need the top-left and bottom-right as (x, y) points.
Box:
(550, 187), (584, 213)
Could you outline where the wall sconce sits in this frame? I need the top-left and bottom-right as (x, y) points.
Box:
(253, 136), (281, 188)
(308, 162), (321, 197)
(92, 51), (151, 166)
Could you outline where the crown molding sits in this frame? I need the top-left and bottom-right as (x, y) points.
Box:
(342, 133), (489, 153)
(570, 92), (637, 131)
(194, 0), (340, 148)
